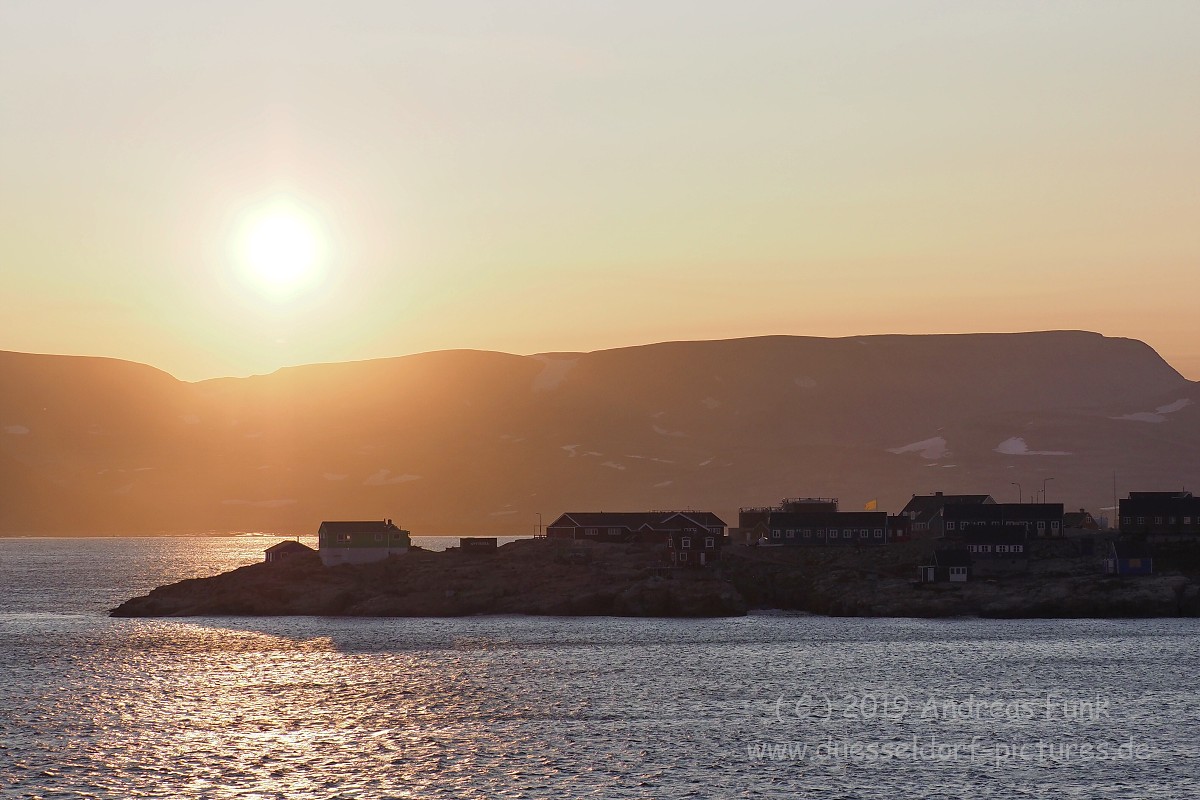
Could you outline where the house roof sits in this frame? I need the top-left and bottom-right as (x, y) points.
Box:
(1111, 541), (1154, 560)
(547, 511), (727, 530)
(318, 520), (405, 534)
(1063, 511), (1095, 528)
(901, 494), (993, 525)
(933, 549), (972, 567)
(264, 540), (314, 554)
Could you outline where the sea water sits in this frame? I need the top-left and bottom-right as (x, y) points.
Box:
(1, 537), (1198, 799)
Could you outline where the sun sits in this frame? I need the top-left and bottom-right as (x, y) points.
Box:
(234, 199), (327, 299)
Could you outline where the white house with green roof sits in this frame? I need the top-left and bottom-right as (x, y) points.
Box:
(318, 519), (411, 566)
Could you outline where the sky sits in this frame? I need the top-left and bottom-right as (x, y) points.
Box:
(2, 0), (1198, 382)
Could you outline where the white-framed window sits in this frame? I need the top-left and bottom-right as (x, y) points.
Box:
(585, 528), (598, 536)
(685, 527), (697, 532)
(679, 552), (688, 562)
(608, 527), (621, 536)
(1154, 516), (1163, 525)
(874, 529), (883, 538)
(337, 533), (351, 543)
(705, 537), (715, 548)
(1037, 521), (1046, 530)
(681, 537), (692, 549)
(1137, 516), (1145, 524)
(803, 529), (812, 538)
(1051, 521), (1059, 530)
(859, 529), (869, 538)
(950, 567), (967, 577)
(710, 526), (722, 534)
(816, 529), (825, 537)
(772, 529), (781, 539)
(786, 529), (795, 538)
(842, 530), (851, 539)
(947, 522), (956, 531)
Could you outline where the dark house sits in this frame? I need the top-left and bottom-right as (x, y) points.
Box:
(1119, 492), (1200, 541)
(545, 511), (727, 544)
(459, 537), (498, 554)
(317, 519), (411, 566)
(918, 549), (973, 583)
(944, 503), (1064, 539)
(264, 540), (314, 564)
(667, 528), (723, 567)
(1063, 509), (1100, 531)
(962, 527), (1029, 559)
(900, 492), (994, 537)
(765, 510), (892, 546)
(1105, 541), (1154, 576)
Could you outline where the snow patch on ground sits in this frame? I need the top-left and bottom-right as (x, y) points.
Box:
(601, 461), (626, 470)
(701, 397), (722, 410)
(888, 436), (949, 459)
(531, 356), (577, 391)
(3, 425), (29, 435)
(323, 473), (349, 481)
(653, 425), (686, 438)
(221, 498), (298, 508)
(1114, 398), (1192, 423)
(994, 437), (1072, 456)
(364, 469), (423, 486)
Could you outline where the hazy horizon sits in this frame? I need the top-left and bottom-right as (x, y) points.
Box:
(3, 1), (1198, 381)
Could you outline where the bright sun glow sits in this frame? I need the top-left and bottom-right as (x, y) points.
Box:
(235, 199), (327, 299)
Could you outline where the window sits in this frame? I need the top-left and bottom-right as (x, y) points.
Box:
(996, 545), (1008, 554)
(786, 529), (795, 538)
(859, 529), (869, 538)
(947, 521), (956, 531)
(681, 537), (692, 549)
(584, 528), (598, 536)
(337, 533), (351, 543)
(950, 567), (967, 577)
(842, 530), (852, 539)
(709, 526), (722, 534)
(1169, 517), (1177, 525)
(1154, 516), (1163, 525)
(772, 529), (781, 539)
(1137, 516), (1145, 525)
(705, 537), (715, 548)
(608, 527), (621, 536)
(1037, 521), (1046, 530)
(816, 529), (825, 537)
(803, 529), (812, 538)
(980, 545), (992, 553)
(1185, 517), (1193, 525)
(874, 529), (883, 539)
(685, 527), (697, 532)
(1123, 516), (1132, 525)
(375, 532), (384, 542)
(678, 552), (688, 562)
(1051, 521), (1059, 530)
(968, 545), (978, 553)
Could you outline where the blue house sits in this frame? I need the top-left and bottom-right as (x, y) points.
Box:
(1105, 541), (1154, 576)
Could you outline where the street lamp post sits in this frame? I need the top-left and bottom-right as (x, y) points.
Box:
(1011, 482), (1022, 504)
(1041, 477), (1054, 503)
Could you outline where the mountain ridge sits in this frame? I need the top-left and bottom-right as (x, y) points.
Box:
(1, 331), (1196, 535)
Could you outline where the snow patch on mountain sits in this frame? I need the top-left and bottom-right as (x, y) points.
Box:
(994, 437), (1072, 456)
(888, 436), (949, 459)
(1113, 398), (1192, 423)
(531, 356), (577, 391)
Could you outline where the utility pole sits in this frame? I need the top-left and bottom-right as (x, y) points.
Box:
(1042, 477), (1054, 503)
(1011, 482), (1022, 504)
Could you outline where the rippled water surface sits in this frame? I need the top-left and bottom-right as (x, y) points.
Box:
(1, 537), (1198, 799)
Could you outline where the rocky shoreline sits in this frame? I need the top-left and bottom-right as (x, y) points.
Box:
(110, 538), (1200, 619)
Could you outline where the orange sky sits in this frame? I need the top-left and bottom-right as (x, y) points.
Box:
(1, 1), (1197, 381)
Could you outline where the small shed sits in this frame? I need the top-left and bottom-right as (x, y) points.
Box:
(459, 537), (498, 554)
(264, 540), (315, 564)
(1105, 541), (1154, 576)
(918, 549), (972, 583)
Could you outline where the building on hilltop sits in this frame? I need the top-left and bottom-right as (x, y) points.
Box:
(317, 519), (411, 566)
(1063, 509), (1101, 532)
(738, 497), (900, 546)
(545, 511), (727, 544)
(1105, 541), (1155, 576)
(918, 549), (973, 583)
(667, 527), (723, 567)
(264, 540), (314, 564)
(899, 492), (994, 538)
(943, 502), (1064, 539)
(1119, 492), (1200, 541)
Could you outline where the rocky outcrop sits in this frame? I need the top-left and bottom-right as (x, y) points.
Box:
(111, 538), (1200, 619)
(111, 539), (749, 618)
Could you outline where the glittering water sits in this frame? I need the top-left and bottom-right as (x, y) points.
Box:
(1, 538), (1199, 798)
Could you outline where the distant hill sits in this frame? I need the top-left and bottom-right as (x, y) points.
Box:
(2, 331), (1198, 535)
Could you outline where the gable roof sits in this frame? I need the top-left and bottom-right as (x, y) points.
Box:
(547, 511), (727, 530)
(265, 540), (314, 554)
(318, 520), (405, 535)
(901, 494), (993, 525)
